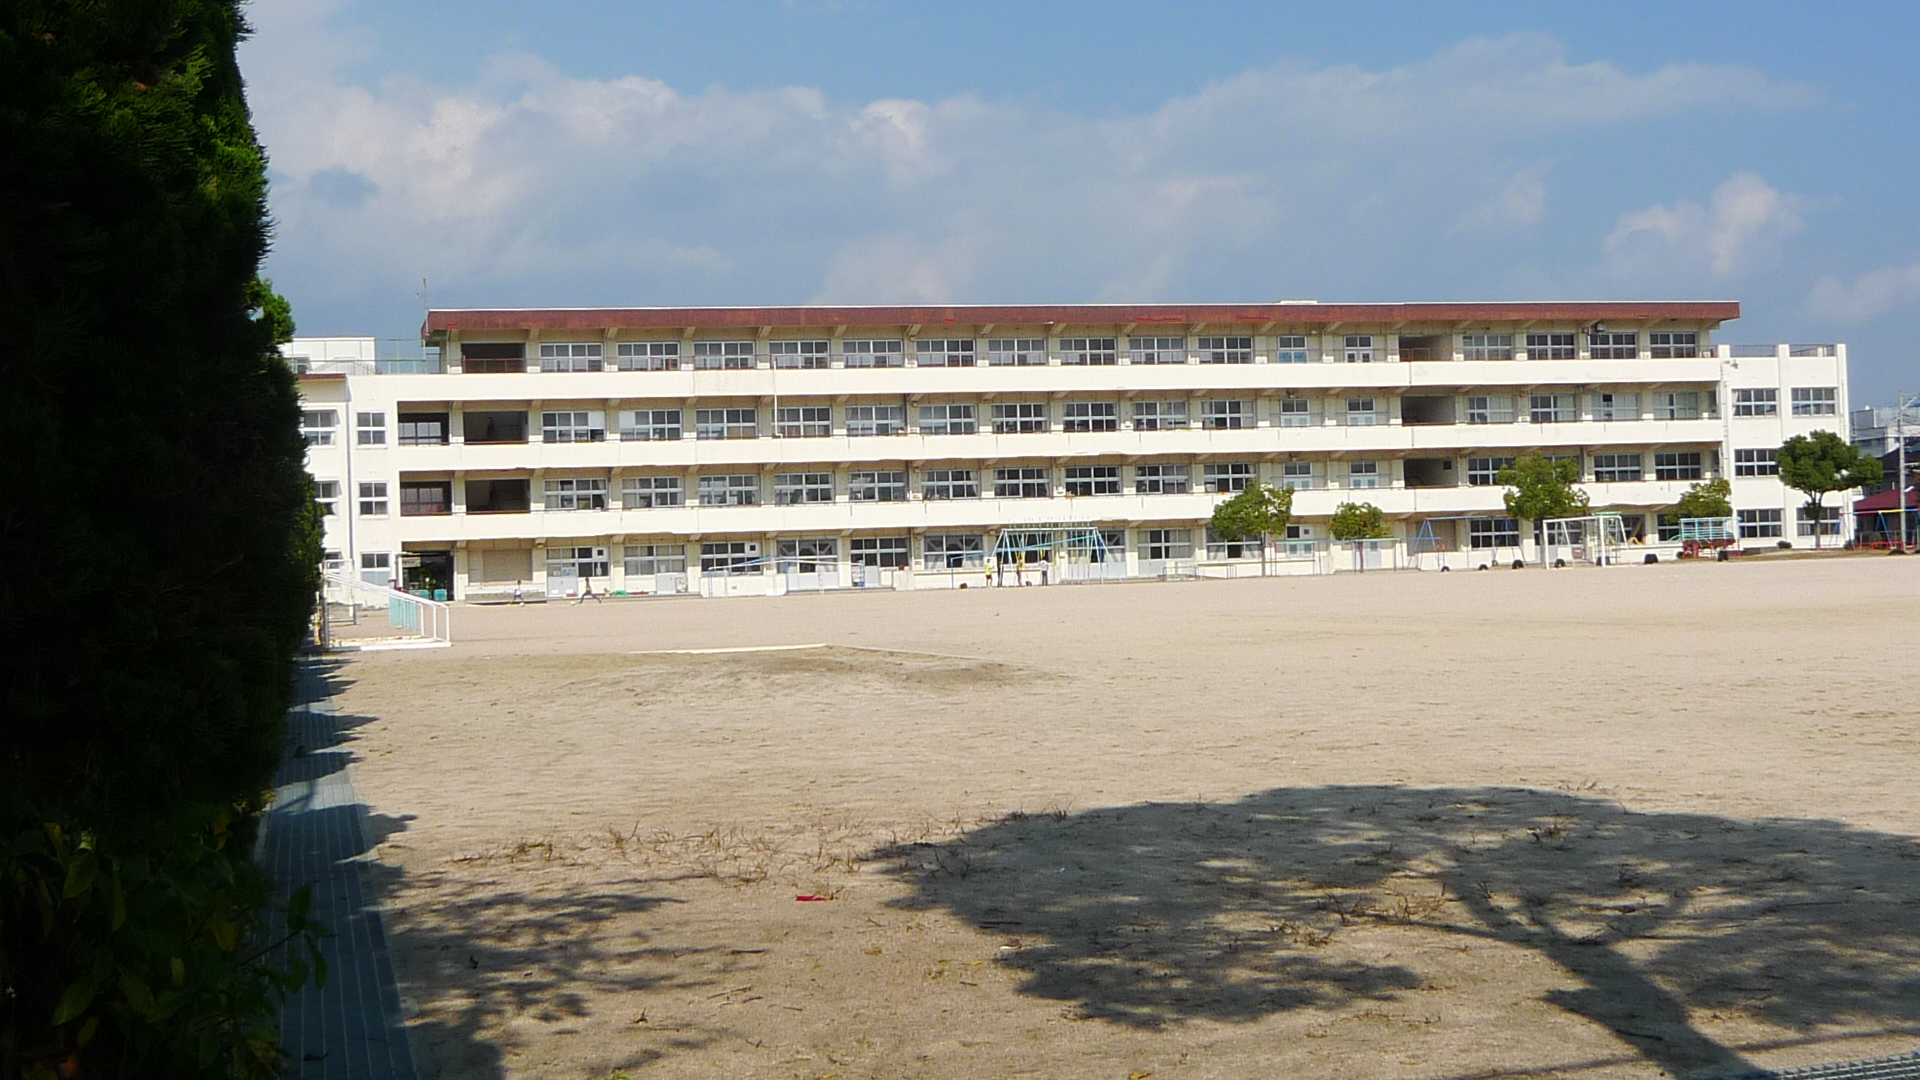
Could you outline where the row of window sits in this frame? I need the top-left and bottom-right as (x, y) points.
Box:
(454, 331), (1702, 373)
(1733, 387), (1838, 416)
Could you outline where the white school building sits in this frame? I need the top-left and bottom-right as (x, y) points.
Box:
(292, 301), (1851, 600)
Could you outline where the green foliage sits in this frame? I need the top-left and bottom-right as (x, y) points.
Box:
(1497, 453), (1590, 522)
(1664, 478), (1733, 524)
(1208, 480), (1294, 542)
(1, 1), (321, 1074)
(1329, 501), (1392, 541)
(1778, 432), (1883, 548)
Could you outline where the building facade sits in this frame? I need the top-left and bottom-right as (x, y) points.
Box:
(292, 302), (1852, 599)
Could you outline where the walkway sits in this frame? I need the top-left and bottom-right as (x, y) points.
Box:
(261, 661), (418, 1080)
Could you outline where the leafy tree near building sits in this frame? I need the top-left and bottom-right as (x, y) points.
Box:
(1777, 431), (1884, 549)
(1208, 480), (1294, 574)
(1664, 477), (1733, 524)
(1, 2), (322, 1076)
(1498, 453), (1590, 525)
(1329, 501), (1392, 541)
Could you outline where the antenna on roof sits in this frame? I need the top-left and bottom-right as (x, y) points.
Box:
(416, 277), (430, 313)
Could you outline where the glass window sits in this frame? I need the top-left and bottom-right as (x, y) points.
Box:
(1280, 461), (1314, 490)
(1797, 505), (1840, 536)
(399, 481), (449, 516)
(359, 551), (392, 585)
(1060, 337), (1118, 365)
(692, 340), (756, 370)
(701, 541), (762, 574)
(918, 404), (976, 435)
(694, 408), (757, 440)
(1205, 527), (1258, 560)
(358, 481), (388, 515)
(616, 341), (680, 371)
(1589, 331), (1638, 359)
(1465, 395), (1515, 424)
(1649, 331), (1698, 358)
(1592, 392), (1639, 421)
(1738, 509), (1783, 539)
(1062, 401), (1119, 432)
(775, 537), (838, 572)
(1134, 463), (1190, 494)
(314, 480), (339, 515)
(916, 339), (975, 367)
(621, 409), (682, 441)
(845, 405), (905, 436)
(1653, 452), (1704, 481)
(850, 536), (910, 568)
(1344, 335), (1374, 363)
(1346, 460), (1381, 489)
(1196, 336), (1252, 364)
(1278, 397), (1313, 427)
(1129, 336), (1186, 365)
(1202, 462), (1254, 493)
(1142, 528), (1192, 561)
(921, 468), (978, 500)
(1592, 453), (1643, 482)
(301, 409), (338, 446)
(993, 467), (1051, 498)
(397, 412), (448, 445)
(1063, 465), (1121, 496)
(923, 534), (986, 570)
(1132, 400), (1188, 430)
(624, 544), (686, 576)
(1653, 391), (1703, 420)
(843, 339), (905, 368)
(697, 474), (760, 506)
(1529, 394), (1578, 424)
(1467, 517), (1520, 549)
(992, 402), (1048, 433)
(1273, 335), (1309, 364)
(622, 475), (683, 508)
(772, 472), (835, 505)
(1525, 332), (1576, 360)
(1734, 388), (1778, 416)
(1345, 397), (1379, 426)
(1466, 456), (1515, 486)
(1201, 399), (1250, 430)
(1461, 334), (1514, 361)
(356, 411), (386, 445)
(543, 477), (608, 511)
(1734, 448), (1779, 477)
(538, 342), (603, 372)
(1791, 387), (1837, 416)
(848, 470), (907, 502)
(768, 340), (830, 369)
(775, 406), (832, 438)
(541, 410), (606, 443)
(986, 337), (1047, 366)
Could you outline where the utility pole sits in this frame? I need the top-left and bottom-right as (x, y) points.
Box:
(1900, 392), (1913, 551)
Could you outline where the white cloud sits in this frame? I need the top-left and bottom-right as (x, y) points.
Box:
(1807, 260), (1920, 322)
(1457, 165), (1550, 233)
(1603, 173), (1804, 279)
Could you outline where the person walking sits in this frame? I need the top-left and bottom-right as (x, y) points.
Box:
(512, 578), (524, 605)
(577, 578), (602, 604)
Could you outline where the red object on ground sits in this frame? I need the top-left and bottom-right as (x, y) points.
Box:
(794, 894), (829, 902)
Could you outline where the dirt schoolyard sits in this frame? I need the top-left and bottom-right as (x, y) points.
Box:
(329, 557), (1920, 1080)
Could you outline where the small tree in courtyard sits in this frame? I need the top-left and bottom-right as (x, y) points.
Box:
(1208, 480), (1294, 574)
(1778, 431), (1883, 548)
(1329, 501), (1392, 541)
(1662, 477), (1733, 531)
(1498, 453), (1589, 530)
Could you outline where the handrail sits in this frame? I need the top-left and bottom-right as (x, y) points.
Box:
(320, 571), (452, 649)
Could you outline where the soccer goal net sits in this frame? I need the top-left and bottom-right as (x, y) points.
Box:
(1542, 513), (1633, 567)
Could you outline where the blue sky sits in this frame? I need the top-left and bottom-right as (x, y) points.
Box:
(241, 1), (1920, 403)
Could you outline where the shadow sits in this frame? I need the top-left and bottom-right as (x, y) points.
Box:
(876, 786), (1920, 1078)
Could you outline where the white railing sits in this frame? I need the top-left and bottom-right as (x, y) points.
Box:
(319, 572), (452, 650)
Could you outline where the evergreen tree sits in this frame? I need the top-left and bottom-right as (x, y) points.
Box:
(1778, 431), (1883, 549)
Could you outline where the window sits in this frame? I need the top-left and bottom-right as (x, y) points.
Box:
(1654, 452), (1704, 481)
(1273, 335), (1309, 364)
(775, 406), (832, 438)
(400, 481), (451, 516)
(1466, 395), (1515, 424)
(464, 411), (527, 444)
(776, 537), (839, 573)
(918, 404), (976, 435)
(1462, 334), (1514, 361)
(1734, 388), (1779, 417)
(1738, 509), (1783, 539)
(1060, 337), (1117, 365)
(465, 478), (529, 513)
(538, 342), (603, 372)
(923, 534), (985, 570)
(692, 341), (756, 370)
(1468, 517), (1520, 549)
(1654, 391), (1703, 421)
(544, 477), (608, 511)
(701, 541), (761, 574)
(1525, 332), (1576, 360)
(1202, 462), (1254, 493)
(624, 544), (686, 576)
(1205, 527), (1258, 560)
(622, 475), (683, 509)
(842, 339), (905, 368)
(916, 339), (975, 367)
(1344, 335), (1374, 363)
(851, 536), (910, 568)
(845, 404), (905, 436)
(986, 337), (1047, 366)
(1592, 392), (1639, 422)
(322, 549), (346, 574)
(359, 551), (392, 585)
(301, 409), (338, 446)
(397, 413), (448, 445)
(1735, 448), (1779, 477)
(848, 470), (907, 502)
(1278, 397), (1314, 427)
(1196, 335), (1252, 364)
(992, 402), (1048, 433)
(1791, 387), (1837, 416)
(994, 467), (1051, 498)
(358, 481), (388, 515)
(697, 474), (760, 506)
(1346, 460), (1381, 489)
(542, 410), (606, 443)
(1062, 401), (1119, 432)
(616, 341), (680, 371)
(921, 469), (978, 500)
(1529, 393), (1578, 424)
(460, 342), (525, 373)
(1592, 453), (1644, 482)
(622, 409), (682, 441)
(314, 480), (340, 515)
(1280, 461), (1314, 490)
(1133, 400), (1188, 430)
(1201, 399), (1250, 429)
(1589, 331), (1638, 359)
(768, 340), (830, 369)
(1063, 465), (1120, 496)
(695, 407), (757, 440)
(1798, 505), (1840, 536)
(1466, 456), (1515, 486)
(1129, 335), (1186, 365)
(1134, 463), (1190, 495)
(1650, 331), (1698, 358)
(356, 411), (386, 445)
(1280, 523), (1316, 557)
(1345, 397), (1379, 426)
(1142, 529), (1193, 561)
(773, 472), (835, 505)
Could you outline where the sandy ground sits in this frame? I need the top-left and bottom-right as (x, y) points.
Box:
(326, 555), (1920, 1080)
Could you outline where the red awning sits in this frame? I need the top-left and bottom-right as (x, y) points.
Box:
(1854, 487), (1919, 512)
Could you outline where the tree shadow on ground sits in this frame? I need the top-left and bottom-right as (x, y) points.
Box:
(876, 786), (1920, 1078)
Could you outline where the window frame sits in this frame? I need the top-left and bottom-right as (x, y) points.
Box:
(844, 404), (906, 436)
(1524, 332), (1576, 360)
(768, 340), (831, 369)
(616, 341), (681, 371)
(1791, 387), (1837, 416)
(772, 471), (836, 505)
(696, 473), (761, 506)
(993, 467), (1052, 498)
(1653, 451), (1704, 481)
(848, 470), (908, 503)
(985, 337), (1048, 367)
(921, 468), (979, 500)
(1202, 461), (1254, 493)
(1591, 453), (1644, 483)
(694, 407), (758, 441)
(1062, 465), (1121, 496)
(1059, 337), (1118, 366)
(850, 536), (910, 568)
(917, 403), (977, 435)
(1461, 334), (1515, 361)
(621, 475), (684, 509)
(1062, 401), (1119, 432)
(842, 339), (906, 368)
(1200, 399), (1251, 430)
(1134, 463), (1191, 495)
(915, 339), (976, 368)
(1195, 335), (1253, 364)
(621, 408), (683, 442)
(1649, 331), (1699, 358)
(542, 476), (609, 512)
(1589, 331), (1639, 360)
(1733, 388), (1779, 417)
(992, 402), (1048, 434)
(541, 409), (607, 444)
(691, 340), (757, 370)
(357, 480), (388, 516)
(1734, 448), (1779, 477)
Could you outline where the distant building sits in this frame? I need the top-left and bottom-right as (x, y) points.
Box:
(1850, 402), (1920, 458)
(290, 301), (1855, 599)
